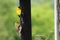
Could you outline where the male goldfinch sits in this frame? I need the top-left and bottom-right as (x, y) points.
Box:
(16, 7), (21, 17)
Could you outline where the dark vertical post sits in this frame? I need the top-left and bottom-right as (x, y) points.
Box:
(57, 0), (60, 40)
(19, 0), (32, 40)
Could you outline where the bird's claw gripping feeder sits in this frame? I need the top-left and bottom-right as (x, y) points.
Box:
(16, 0), (32, 40)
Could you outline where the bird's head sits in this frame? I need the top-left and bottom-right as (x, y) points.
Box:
(16, 7), (21, 17)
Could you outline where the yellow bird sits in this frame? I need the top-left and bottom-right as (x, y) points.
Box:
(15, 21), (22, 34)
(16, 7), (21, 17)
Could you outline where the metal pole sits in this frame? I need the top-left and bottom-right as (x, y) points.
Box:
(55, 0), (60, 40)
(19, 0), (32, 40)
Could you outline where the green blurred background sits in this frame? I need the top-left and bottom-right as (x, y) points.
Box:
(0, 0), (54, 40)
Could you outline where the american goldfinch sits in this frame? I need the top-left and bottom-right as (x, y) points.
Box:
(15, 21), (22, 33)
(16, 7), (21, 17)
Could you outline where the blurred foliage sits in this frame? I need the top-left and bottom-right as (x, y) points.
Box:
(31, 0), (54, 40)
(0, 0), (54, 40)
(0, 0), (19, 40)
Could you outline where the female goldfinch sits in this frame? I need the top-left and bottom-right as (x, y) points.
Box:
(15, 21), (22, 34)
